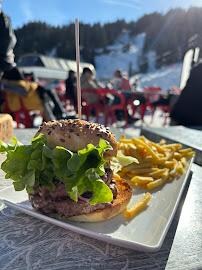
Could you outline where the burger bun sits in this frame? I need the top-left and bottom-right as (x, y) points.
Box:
(35, 119), (117, 157)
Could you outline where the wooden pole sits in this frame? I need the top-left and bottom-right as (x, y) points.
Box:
(75, 18), (81, 119)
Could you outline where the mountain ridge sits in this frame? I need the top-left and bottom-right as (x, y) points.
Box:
(14, 7), (202, 75)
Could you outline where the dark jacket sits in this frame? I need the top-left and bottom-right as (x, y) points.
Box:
(170, 61), (202, 126)
(65, 77), (76, 98)
(0, 11), (16, 72)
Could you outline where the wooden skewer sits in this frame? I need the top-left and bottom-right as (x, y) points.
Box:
(75, 18), (81, 119)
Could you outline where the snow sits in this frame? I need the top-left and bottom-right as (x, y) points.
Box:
(93, 31), (183, 93)
(95, 32), (146, 79)
(146, 51), (156, 72)
(131, 62), (182, 93)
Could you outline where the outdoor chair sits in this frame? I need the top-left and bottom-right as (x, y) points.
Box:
(140, 86), (162, 123)
(81, 89), (103, 123)
(3, 91), (32, 128)
(1, 80), (43, 128)
(97, 88), (128, 127)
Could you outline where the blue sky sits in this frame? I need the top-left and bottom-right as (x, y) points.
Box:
(2, 0), (202, 29)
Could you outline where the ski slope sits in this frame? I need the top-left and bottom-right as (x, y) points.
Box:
(130, 62), (183, 93)
(94, 31), (182, 93)
(95, 32), (146, 79)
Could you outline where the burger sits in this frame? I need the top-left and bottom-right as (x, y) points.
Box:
(0, 119), (133, 222)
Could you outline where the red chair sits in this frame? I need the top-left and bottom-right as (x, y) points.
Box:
(152, 86), (180, 125)
(97, 89), (128, 127)
(140, 86), (162, 122)
(4, 92), (32, 128)
(81, 89), (103, 123)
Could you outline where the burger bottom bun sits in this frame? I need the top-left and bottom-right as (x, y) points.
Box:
(51, 175), (132, 223)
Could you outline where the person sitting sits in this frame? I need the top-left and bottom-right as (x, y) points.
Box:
(1, 67), (68, 121)
(81, 67), (98, 105)
(113, 69), (122, 90)
(65, 70), (77, 108)
(121, 72), (131, 90)
(111, 69), (138, 123)
(81, 67), (98, 89)
(113, 69), (131, 91)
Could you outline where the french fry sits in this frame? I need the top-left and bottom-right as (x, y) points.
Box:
(129, 147), (143, 164)
(118, 142), (125, 150)
(147, 169), (169, 190)
(128, 142), (137, 150)
(132, 138), (160, 160)
(183, 151), (195, 158)
(179, 152), (191, 158)
(122, 163), (142, 172)
(166, 151), (174, 160)
(136, 144), (145, 150)
(124, 179), (137, 186)
(169, 159), (178, 177)
(127, 162), (153, 169)
(121, 134), (126, 140)
(179, 148), (192, 153)
(148, 168), (167, 179)
(148, 141), (167, 154)
(131, 168), (157, 175)
(164, 143), (182, 151)
(177, 161), (184, 175)
(159, 139), (166, 145)
(120, 139), (133, 144)
(131, 176), (154, 184)
(125, 192), (152, 218)
(139, 135), (147, 142)
(173, 152), (181, 160)
(164, 161), (175, 168)
(153, 158), (167, 165)
(181, 157), (186, 167)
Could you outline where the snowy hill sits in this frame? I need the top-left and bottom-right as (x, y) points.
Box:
(130, 62), (182, 93)
(95, 32), (147, 79)
(94, 31), (182, 93)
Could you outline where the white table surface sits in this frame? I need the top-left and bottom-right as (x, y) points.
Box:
(0, 129), (201, 270)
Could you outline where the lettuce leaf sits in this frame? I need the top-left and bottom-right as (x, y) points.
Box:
(51, 139), (113, 204)
(110, 153), (138, 173)
(0, 135), (113, 205)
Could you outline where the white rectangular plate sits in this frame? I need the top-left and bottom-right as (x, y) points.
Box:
(0, 158), (193, 252)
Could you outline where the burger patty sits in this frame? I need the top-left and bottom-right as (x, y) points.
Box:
(29, 168), (117, 217)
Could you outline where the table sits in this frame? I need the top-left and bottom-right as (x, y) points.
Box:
(0, 129), (201, 270)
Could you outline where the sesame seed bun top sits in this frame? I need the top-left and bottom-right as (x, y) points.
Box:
(35, 119), (117, 157)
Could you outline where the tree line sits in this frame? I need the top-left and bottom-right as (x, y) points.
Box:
(14, 7), (202, 73)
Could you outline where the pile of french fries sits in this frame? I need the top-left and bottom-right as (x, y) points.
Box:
(118, 134), (195, 191)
